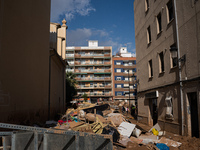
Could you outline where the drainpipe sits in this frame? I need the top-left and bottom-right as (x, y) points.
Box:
(48, 50), (56, 120)
(174, 0), (184, 136)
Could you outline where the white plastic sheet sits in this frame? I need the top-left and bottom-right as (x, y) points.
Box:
(118, 122), (136, 137)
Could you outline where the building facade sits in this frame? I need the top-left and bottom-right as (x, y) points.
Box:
(66, 41), (112, 103)
(49, 20), (68, 120)
(112, 47), (137, 105)
(0, 0), (67, 124)
(0, 0), (51, 123)
(134, 0), (200, 137)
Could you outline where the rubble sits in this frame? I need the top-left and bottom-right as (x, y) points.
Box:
(53, 101), (184, 149)
(158, 137), (182, 148)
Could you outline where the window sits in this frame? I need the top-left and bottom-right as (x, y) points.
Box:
(147, 26), (151, 44)
(116, 69), (121, 72)
(124, 63), (129, 66)
(124, 84), (129, 88)
(124, 77), (129, 81)
(117, 84), (121, 88)
(90, 83), (93, 87)
(156, 13), (162, 33)
(170, 44), (178, 68)
(165, 97), (174, 119)
(129, 62), (133, 65)
(116, 77), (121, 80)
(148, 59), (153, 78)
(116, 61), (121, 65)
(117, 92), (122, 96)
(124, 69), (129, 73)
(167, 0), (174, 23)
(145, 0), (149, 12)
(159, 52), (164, 73)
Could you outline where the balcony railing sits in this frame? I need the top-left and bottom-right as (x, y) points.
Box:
(74, 62), (111, 65)
(66, 54), (74, 57)
(68, 62), (74, 65)
(75, 53), (106, 57)
(77, 85), (111, 88)
(77, 92), (112, 96)
(76, 77), (111, 80)
(66, 69), (74, 72)
(75, 69), (111, 73)
(81, 54), (104, 57)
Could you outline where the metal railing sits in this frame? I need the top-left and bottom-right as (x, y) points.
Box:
(75, 69), (111, 73)
(66, 54), (74, 57)
(0, 122), (113, 150)
(76, 77), (111, 80)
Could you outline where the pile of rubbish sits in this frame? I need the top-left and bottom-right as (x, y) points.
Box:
(52, 101), (182, 150)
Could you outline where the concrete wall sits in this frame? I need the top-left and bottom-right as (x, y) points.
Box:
(0, 0), (51, 124)
(50, 50), (66, 120)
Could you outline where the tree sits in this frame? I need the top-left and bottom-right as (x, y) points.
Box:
(66, 72), (77, 104)
(82, 93), (88, 102)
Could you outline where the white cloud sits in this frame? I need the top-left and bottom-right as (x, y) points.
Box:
(67, 28), (111, 46)
(67, 28), (92, 46)
(67, 28), (124, 55)
(51, 0), (95, 22)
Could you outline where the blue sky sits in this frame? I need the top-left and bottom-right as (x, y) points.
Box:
(51, 0), (135, 55)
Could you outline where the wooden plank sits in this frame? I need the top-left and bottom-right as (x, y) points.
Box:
(69, 122), (85, 128)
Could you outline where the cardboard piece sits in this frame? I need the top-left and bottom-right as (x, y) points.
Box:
(129, 136), (143, 144)
(86, 113), (106, 123)
(107, 113), (126, 126)
(69, 121), (85, 128)
(138, 134), (159, 144)
(132, 127), (142, 138)
(158, 137), (182, 147)
(118, 122), (136, 137)
(118, 136), (133, 146)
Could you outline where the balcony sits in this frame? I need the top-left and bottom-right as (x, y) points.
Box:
(104, 54), (110, 57)
(74, 62), (80, 65)
(66, 69), (74, 72)
(68, 62), (74, 65)
(74, 61), (111, 66)
(74, 53), (107, 58)
(104, 62), (111, 65)
(76, 77), (111, 81)
(66, 54), (74, 57)
(114, 64), (136, 68)
(77, 85), (111, 89)
(75, 69), (111, 73)
(75, 54), (81, 57)
(105, 85), (112, 88)
(77, 92), (112, 97)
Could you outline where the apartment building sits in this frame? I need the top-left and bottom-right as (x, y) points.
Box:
(66, 41), (112, 103)
(134, 0), (200, 137)
(112, 47), (137, 105)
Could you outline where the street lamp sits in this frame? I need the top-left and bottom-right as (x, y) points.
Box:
(170, 47), (186, 62)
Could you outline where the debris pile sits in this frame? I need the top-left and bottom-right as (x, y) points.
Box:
(53, 101), (182, 149)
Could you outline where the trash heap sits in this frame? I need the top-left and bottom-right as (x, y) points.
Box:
(53, 101), (182, 150)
